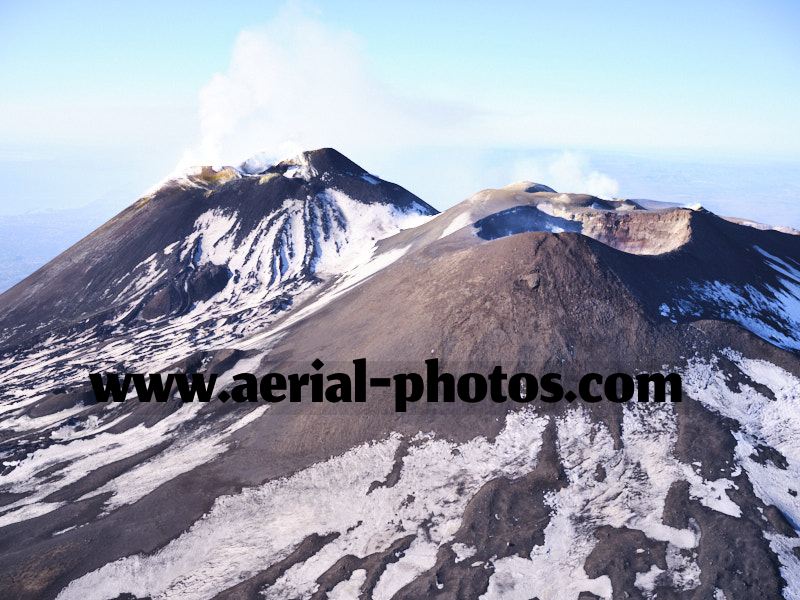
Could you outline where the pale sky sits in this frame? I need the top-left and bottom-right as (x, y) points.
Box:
(1, 0), (798, 222)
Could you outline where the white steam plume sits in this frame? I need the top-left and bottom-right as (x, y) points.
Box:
(173, 5), (621, 204)
(175, 5), (465, 172)
(511, 151), (620, 198)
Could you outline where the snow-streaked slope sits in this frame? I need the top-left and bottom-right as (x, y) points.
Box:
(2, 152), (800, 599)
(0, 155), (435, 411)
(659, 246), (800, 351)
(51, 353), (800, 600)
(482, 403), (738, 600)
(684, 351), (800, 598)
(55, 410), (548, 600)
(0, 150), (437, 538)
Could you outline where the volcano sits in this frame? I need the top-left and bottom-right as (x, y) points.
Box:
(0, 149), (799, 600)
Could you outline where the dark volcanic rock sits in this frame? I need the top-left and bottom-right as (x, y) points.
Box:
(0, 150), (798, 599)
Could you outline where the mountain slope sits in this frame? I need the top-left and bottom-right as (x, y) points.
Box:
(0, 150), (799, 600)
(0, 148), (435, 398)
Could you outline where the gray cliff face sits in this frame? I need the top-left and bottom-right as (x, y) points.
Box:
(0, 149), (799, 600)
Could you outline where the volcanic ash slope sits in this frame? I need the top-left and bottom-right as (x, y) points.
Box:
(0, 151), (799, 600)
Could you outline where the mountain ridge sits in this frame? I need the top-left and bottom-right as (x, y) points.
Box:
(0, 148), (799, 600)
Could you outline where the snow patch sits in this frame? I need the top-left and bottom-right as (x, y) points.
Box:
(56, 409), (548, 600)
(483, 403), (735, 600)
(326, 569), (366, 599)
(438, 210), (474, 239)
(451, 542), (477, 563)
(683, 352), (800, 598)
